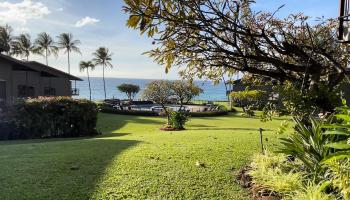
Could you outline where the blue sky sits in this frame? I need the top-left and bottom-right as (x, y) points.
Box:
(0, 0), (339, 79)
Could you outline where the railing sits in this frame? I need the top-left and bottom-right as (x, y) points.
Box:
(71, 88), (79, 96)
(339, 0), (350, 42)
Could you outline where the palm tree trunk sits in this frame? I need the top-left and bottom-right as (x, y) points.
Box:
(45, 49), (48, 65)
(68, 51), (71, 74)
(87, 69), (91, 101)
(103, 65), (107, 100)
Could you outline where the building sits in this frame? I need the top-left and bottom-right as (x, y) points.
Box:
(0, 53), (82, 105)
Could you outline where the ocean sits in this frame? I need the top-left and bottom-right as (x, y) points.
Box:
(74, 77), (228, 101)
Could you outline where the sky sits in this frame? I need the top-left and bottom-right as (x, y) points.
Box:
(0, 0), (340, 79)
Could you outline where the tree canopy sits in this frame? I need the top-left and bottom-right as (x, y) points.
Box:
(117, 83), (141, 101)
(124, 0), (350, 112)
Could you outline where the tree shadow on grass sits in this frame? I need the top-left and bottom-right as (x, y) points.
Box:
(0, 137), (139, 200)
(98, 113), (165, 134)
(187, 127), (273, 131)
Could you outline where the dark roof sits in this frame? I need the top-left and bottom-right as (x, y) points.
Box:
(0, 54), (82, 81)
(26, 61), (82, 81)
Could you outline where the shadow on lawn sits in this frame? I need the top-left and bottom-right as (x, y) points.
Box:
(0, 136), (140, 200)
(188, 127), (273, 131)
(98, 113), (165, 134)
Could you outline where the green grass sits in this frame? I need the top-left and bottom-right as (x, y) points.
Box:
(0, 113), (291, 200)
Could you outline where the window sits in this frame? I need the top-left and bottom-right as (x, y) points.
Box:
(44, 87), (56, 96)
(18, 85), (35, 98)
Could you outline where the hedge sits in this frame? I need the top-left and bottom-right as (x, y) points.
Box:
(1, 97), (99, 140)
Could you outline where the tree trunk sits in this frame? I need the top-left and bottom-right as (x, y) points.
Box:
(87, 69), (91, 101)
(68, 51), (71, 74)
(45, 49), (48, 65)
(103, 65), (107, 100)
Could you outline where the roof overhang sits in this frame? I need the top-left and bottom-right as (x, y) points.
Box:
(0, 54), (82, 81)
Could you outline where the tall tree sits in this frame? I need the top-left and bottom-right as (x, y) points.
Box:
(57, 33), (81, 74)
(0, 24), (14, 54)
(79, 61), (95, 100)
(12, 34), (34, 61)
(92, 47), (113, 100)
(34, 32), (58, 65)
(123, 0), (350, 113)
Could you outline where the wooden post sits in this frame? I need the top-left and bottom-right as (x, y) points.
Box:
(259, 128), (264, 155)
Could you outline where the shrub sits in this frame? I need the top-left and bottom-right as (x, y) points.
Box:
(325, 159), (350, 200)
(277, 117), (334, 181)
(293, 182), (335, 200)
(6, 97), (98, 139)
(169, 111), (189, 130)
(249, 153), (304, 197)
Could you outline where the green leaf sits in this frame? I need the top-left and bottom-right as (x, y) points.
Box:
(127, 15), (141, 28)
(325, 141), (350, 150)
(335, 114), (350, 122)
(324, 130), (350, 136)
(321, 151), (350, 163)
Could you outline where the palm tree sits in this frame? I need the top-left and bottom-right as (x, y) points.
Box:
(33, 32), (58, 65)
(0, 24), (14, 54)
(57, 33), (81, 74)
(92, 47), (113, 100)
(12, 34), (34, 61)
(79, 61), (95, 100)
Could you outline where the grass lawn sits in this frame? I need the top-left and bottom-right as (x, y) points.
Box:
(0, 112), (291, 200)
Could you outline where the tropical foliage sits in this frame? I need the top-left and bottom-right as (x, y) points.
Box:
(11, 34), (34, 60)
(230, 89), (265, 116)
(0, 24), (13, 53)
(79, 61), (95, 100)
(117, 84), (140, 101)
(57, 33), (81, 74)
(93, 47), (113, 99)
(142, 80), (202, 129)
(124, 0), (349, 114)
(33, 32), (58, 65)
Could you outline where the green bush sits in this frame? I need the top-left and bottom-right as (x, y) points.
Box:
(293, 182), (335, 200)
(278, 117), (334, 181)
(325, 159), (350, 200)
(8, 97), (98, 139)
(169, 111), (189, 130)
(249, 153), (304, 197)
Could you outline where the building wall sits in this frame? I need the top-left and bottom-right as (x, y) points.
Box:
(13, 71), (72, 98)
(0, 60), (72, 104)
(40, 77), (72, 96)
(0, 61), (13, 104)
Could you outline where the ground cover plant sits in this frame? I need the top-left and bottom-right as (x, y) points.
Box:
(244, 103), (350, 200)
(0, 112), (288, 199)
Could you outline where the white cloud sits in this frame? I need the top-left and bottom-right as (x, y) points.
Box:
(75, 16), (99, 27)
(0, 0), (50, 24)
(15, 27), (30, 33)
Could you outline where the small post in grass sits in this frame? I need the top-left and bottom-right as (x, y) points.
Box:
(259, 128), (264, 155)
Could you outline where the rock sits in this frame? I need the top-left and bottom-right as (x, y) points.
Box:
(195, 161), (205, 168)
